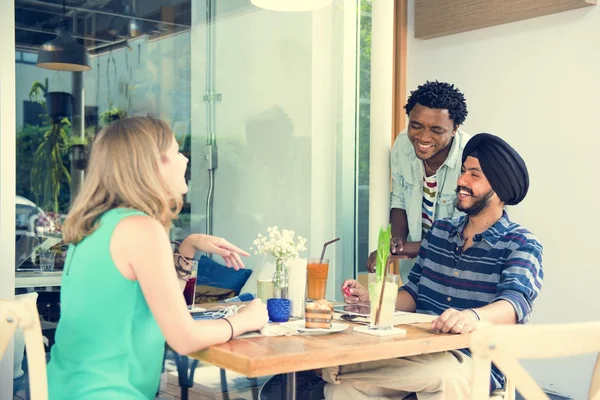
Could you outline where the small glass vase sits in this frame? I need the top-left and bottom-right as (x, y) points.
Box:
(272, 258), (289, 299)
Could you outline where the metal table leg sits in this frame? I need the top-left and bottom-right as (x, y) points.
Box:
(283, 372), (297, 400)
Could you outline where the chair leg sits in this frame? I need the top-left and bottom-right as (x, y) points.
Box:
(249, 378), (259, 400)
(220, 368), (230, 400)
(157, 346), (167, 397)
(174, 354), (198, 400)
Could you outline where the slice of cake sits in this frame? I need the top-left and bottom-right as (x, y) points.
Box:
(305, 299), (333, 329)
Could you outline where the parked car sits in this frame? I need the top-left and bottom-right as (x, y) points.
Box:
(15, 195), (46, 238)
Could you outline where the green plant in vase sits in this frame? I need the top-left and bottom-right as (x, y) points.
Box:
(251, 226), (307, 299)
(369, 224), (397, 328)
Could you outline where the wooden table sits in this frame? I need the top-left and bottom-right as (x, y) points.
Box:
(188, 316), (471, 400)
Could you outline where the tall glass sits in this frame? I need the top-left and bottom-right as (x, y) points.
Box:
(306, 258), (329, 301)
(183, 261), (198, 309)
(38, 248), (55, 272)
(257, 279), (274, 303)
(368, 273), (399, 330)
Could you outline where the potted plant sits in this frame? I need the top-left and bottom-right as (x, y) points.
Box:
(69, 136), (87, 170)
(28, 78), (48, 104)
(69, 126), (98, 171)
(29, 78), (72, 122)
(250, 226), (307, 299)
(100, 106), (126, 125)
(45, 92), (73, 122)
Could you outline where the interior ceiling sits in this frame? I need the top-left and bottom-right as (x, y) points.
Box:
(15, 0), (194, 55)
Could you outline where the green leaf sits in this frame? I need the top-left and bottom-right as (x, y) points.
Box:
(375, 224), (392, 279)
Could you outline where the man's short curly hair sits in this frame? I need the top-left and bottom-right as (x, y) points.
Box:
(404, 81), (468, 127)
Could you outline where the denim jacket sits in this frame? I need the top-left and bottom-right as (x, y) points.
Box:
(390, 128), (471, 282)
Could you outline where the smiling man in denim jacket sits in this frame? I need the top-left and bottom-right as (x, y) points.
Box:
(366, 81), (471, 284)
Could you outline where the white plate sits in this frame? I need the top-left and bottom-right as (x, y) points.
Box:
(283, 319), (349, 335)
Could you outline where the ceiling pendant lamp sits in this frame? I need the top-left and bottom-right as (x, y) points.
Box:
(250, 0), (333, 12)
(108, 0), (142, 39)
(36, 0), (91, 72)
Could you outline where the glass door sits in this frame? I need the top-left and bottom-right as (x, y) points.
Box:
(4, 0), (373, 395)
(187, 0), (366, 298)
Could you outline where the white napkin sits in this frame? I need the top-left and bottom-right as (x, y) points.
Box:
(261, 323), (298, 337)
(236, 322), (298, 338)
(287, 258), (307, 318)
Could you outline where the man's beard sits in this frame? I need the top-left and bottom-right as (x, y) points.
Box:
(455, 186), (494, 216)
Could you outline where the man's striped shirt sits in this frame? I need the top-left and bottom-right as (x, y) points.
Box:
(401, 211), (544, 390)
(421, 174), (437, 234)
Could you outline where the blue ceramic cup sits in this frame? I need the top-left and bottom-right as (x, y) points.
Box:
(267, 298), (291, 322)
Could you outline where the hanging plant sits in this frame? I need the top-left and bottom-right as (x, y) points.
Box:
(29, 78), (49, 104)
(30, 118), (71, 213)
(100, 107), (127, 125)
(67, 126), (96, 171)
(45, 92), (73, 123)
(30, 75), (73, 123)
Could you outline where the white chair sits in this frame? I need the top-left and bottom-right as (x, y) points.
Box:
(470, 321), (600, 400)
(0, 298), (48, 400)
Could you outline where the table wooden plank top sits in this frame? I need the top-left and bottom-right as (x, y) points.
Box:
(188, 316), (471, 378)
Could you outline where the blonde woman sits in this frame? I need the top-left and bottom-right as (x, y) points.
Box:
(47, 117), (268, 399)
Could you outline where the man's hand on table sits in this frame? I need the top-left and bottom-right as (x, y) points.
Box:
(231, 299), (269, 334)
(341, 279), (369, 304)
(430, 308), (479, 334)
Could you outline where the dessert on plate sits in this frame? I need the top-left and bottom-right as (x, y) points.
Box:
(305, 299), (333, 329)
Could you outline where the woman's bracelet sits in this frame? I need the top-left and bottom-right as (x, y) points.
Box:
(223, 318), (234, 341)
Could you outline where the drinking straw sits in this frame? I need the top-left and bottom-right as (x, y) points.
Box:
(374, 254), (391, 327)
(319, 237), (340, 263)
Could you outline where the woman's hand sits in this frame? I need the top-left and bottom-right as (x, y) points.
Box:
(341, 279), (369, 304)
(230, 299), (269, 334)
(179, 234), (250, 270)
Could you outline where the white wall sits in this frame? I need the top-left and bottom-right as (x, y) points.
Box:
(407, 2), (600, 398)
(368, 0), (394, 251)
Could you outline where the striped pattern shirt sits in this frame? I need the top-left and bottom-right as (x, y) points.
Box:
(421, 174), (437, 234)
(401, 211), (544, 390)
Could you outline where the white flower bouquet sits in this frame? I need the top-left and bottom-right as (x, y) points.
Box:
(250, 226), (307, 298)
(251, 226), (307, 262)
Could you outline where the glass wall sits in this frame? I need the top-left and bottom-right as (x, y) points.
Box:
(357, 0), (372, 273)
(9, 0), (372, 393)
(187, 0), (367, 296)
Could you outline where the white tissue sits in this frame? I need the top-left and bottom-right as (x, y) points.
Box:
(287, 257), (307, 318)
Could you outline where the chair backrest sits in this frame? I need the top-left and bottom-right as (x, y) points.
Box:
(0, 298), (48, 400)
(470, 321), (600, 400)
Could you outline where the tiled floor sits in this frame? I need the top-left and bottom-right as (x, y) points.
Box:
(157, 371), (575, 400)
(14, 352), (575, 400)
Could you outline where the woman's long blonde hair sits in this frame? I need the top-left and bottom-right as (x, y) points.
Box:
(62, 116), (183, 244)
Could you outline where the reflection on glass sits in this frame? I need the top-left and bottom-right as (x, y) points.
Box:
(12, 0), (370, 395)
(357, 0), (372, 273)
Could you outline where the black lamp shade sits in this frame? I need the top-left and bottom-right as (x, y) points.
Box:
(36, 27), (91, 72)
